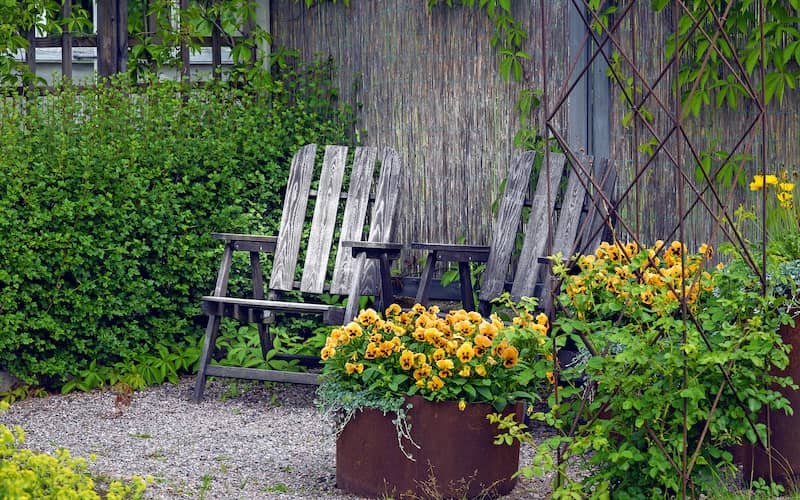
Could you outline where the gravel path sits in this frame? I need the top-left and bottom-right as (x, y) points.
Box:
(0, 377), (556, 499)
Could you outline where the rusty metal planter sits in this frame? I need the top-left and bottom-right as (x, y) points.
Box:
(738, 321), (800, 486)
(336, 395), (523, 499)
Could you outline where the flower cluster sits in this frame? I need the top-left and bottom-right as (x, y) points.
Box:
(560, 240), (716, 320)
(749, 173), (794, 208)
(318, 301), (552, 412)
(744, 172), (800, 263)
(544, 240), (794, 498)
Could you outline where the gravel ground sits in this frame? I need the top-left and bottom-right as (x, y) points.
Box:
(1, 376), (558, 499)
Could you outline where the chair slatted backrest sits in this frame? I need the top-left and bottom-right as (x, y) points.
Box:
(479, 150), (538, 302)
(268, 144), (400, 297)
(509, 152), (568, 301)
(270, 143), (320, 291)
(332, 148), (403, 295)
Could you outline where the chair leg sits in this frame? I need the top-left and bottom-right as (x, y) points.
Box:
(415, 251), (438, 306)
(193, 313), (222, 402)
(458, 261), (475, 311)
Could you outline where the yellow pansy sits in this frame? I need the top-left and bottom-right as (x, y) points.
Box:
(456, 342), (475, 363)
(399, 350), (414, 370)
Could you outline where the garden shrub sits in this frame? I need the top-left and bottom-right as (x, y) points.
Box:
(0, 57), (354, 386)
(0, 402), (148, 499)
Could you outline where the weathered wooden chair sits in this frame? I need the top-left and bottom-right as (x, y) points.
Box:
(412, 150), (616, 316)
(193, 144), (402, 400)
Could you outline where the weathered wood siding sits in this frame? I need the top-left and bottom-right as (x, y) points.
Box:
(271, 1), (572, 268)
(605, 3), (800, 249)
(272, 0), (799, 261)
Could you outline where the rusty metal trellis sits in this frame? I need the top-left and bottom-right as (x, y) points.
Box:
(542, 0), (773, 495)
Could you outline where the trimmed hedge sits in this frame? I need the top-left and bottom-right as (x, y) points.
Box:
(0, 62), (353, 385)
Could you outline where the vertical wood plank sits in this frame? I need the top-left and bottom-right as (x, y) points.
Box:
(509, 153), (567, 301)
(552, 152), (592, 257)
(330, 147), (377, 294)
(478, 150), (537, 302)
(539, 152), (593, 315)
(300, 145), (348, 293)
(357, 147), (402, 295)
(269, 144), (317, 291)
(580, 158), (617, 254)
(179, 0), (191, 81)
(61, 1), (72, 79)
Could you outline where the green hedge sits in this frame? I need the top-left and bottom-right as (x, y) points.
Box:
(0, 61), (353, 385)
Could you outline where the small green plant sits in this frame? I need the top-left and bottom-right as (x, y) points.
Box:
(197, 473), (213, 500)
(526, 240), (794, 498)
(486, 412), (531, 446)
(0, 402), (149, 499)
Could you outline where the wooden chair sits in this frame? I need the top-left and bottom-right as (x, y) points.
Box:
(412, 150), (616, 317)
(193, 144), (403, 400)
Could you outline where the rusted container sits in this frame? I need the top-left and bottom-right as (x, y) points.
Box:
(738, 321), (800, 486)
(336, 395), (523, 499)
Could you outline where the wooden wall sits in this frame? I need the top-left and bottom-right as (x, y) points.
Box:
(271, 1), (575, 270)
(271, 0), (799, 265)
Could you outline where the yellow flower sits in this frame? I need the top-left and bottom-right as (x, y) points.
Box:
(384, 303), (402, 317)
(530, 323), (548, 336)
(778, 191), (794, 208)
(320, 346), (336, 360)
(427, 376), (444, 391)
(432, 348), (446, 362)
(475, 364), (487, 377)
(364, 342), (379, 359)
(467, 311), (482, 322)
(455, 320), (474, 336)
(478, 322), (498, 340)
(399, 350), (414, 370)
(535, 312), (549, 327)
(698, 243), (713, 260)
(456, 342), (475, 363)
(436, 358), (455, 372)
(413, 364), (432, 380)
(780, 182), (795, 192)
(459, 365), (471, 377)
(458, 399), (466, 411)
(546, 371), (555, 385)
(750, 174), (778, 190)
(344, 322), (363, 338)
(500, 345), (519, 368)
(345, 362), (359, 375)
(357, 308), (379, 326)
(412, 303), (427, 314)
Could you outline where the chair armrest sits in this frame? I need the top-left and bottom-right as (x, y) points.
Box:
(341, 240), (404, 259)
(411, 242), (490, 262)
(212, 232), (278, 252)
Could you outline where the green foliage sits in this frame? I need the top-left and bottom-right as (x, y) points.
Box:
(526, 241), (794, 498)
(0, 0), (90, 88)
(0, 401), (149, 499)
(316, 298), (554, 436)
(127, 0), (273, 83)
(655, 1), (800, 109)
(0, 56), (353, 387)
(486, 411), (532, 446)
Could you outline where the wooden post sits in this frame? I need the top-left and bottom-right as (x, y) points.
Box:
(61, 1), (73, 80)
(179, 0), (190, 80)
(567, 3), (589, 152)
(211, 0), (222, 79)
(97, 0), (128, 77)
(26, 29), (36, 77)
(256, 0), (270, 70)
